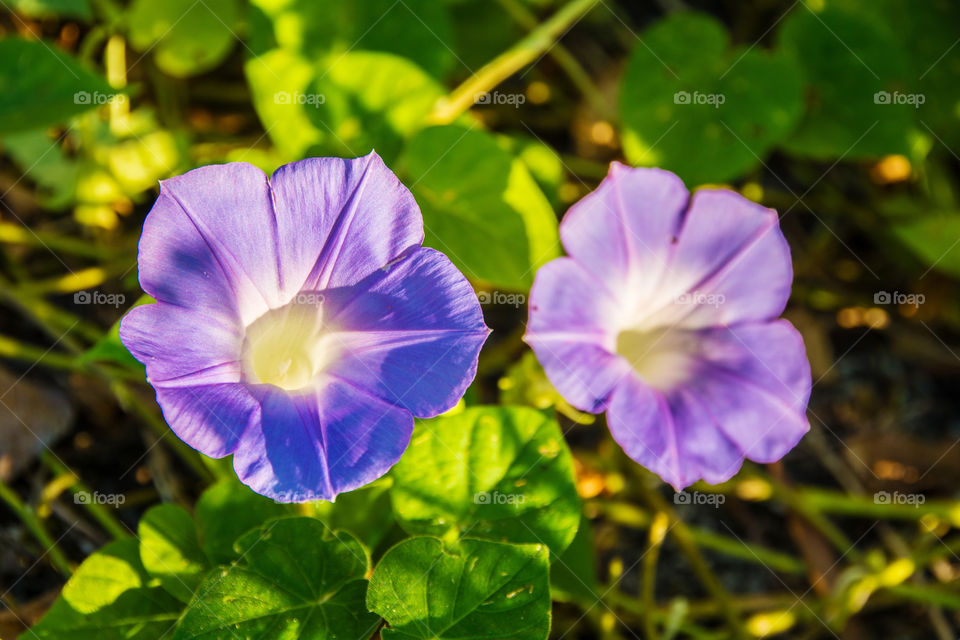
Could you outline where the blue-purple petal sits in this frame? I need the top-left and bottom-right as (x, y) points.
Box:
(269, 152), (424, 297)
(231, 381), (413, 502)
(524, 257), (628, 412)
(322, 247), (488, 418)
(153, 383), (260, 459)
(120, 303), (243, 387)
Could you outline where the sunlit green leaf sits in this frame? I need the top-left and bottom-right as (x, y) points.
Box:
(126, 0), (240, 78)
(30, 539), (181, 639)
(246, 50), (443, 162)
(402, 125), (560, 290)
(391, 406), (580, 555)
(367, 536), (550, 640)
(139, 504), (208, 604)
(248, 0), (455, 78)
(175, 518), (378, 640)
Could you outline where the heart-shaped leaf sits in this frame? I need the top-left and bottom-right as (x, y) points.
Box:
(367, 536), (550, 640)
(391, 406), (579, 555)
(776, 2), (914, 159)
(620, 11), (803, 184)
(175, 517), (379, 640)
(30, 539), (181, 639)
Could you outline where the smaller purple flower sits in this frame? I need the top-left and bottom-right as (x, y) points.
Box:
(120, 152), (489, 502)
(524, 163), (811, 490)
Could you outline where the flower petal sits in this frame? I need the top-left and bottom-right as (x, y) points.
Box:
(607, 377), (745, 490)
(605, 320), (808, 488)
(524, 257), (629, 412)
(637, 189), (792, 330)
(269, 151), (424, 298)
(232, 381), (413, 502)
(686, 320), (811, 462)
(140, 163), (280, 325)
(559, 163), (689, 303)
(321, 247), (488, 418)
(153, 383), (259, 459)
(120, 304), (243, 387)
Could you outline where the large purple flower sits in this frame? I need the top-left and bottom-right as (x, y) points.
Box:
(120, 152), (489, 502)
(524, 163), (810, 490)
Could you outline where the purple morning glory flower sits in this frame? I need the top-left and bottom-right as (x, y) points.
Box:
(120, 152), (489, 502)
(524, 163), (811, 490)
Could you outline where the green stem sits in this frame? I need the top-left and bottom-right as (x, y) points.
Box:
(495, 0), (613, 118)
(800, 486), (959, 524)
(0, 333), (86, 372)
(0, 222), (132, 260)
(592, 498), (805, 574)
(887, 583), (960, 611)
(0, 477), (72, 576)
(641, 513), (667, 640)
(639, 485), (749, 639)
(429, 0), (600, 124)
(40, 451), (129, 540)
(767, 477), (860, 560)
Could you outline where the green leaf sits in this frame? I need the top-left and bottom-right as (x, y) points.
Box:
(126, 0), (240, 78)
(139, 504), (209, 603)
(620, 12), (803, 185)
(248, 0), (455, 78)
(391, 406), (580, 555)
(11, 0), (91, 19)
(306, 478), (397, 552)
(777, 2), (914, 159)
(0, 38), (113, 137)
(305, 52), (447, 160)
(194, 478), (292, 565)
(30, 539), (181, 639)
(246, 50), (444, 162)
(892, 214), (960, 279)
(367, 536), (550, 640)
(402, 125), (560, 290)
(174, 517), (379, 640)
(842, 0), (960, 150)
(3, 129), (80, 209)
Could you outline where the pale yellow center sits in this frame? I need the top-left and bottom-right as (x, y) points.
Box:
(242, 298), (332, 391)
(615, 327), (698, 391)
